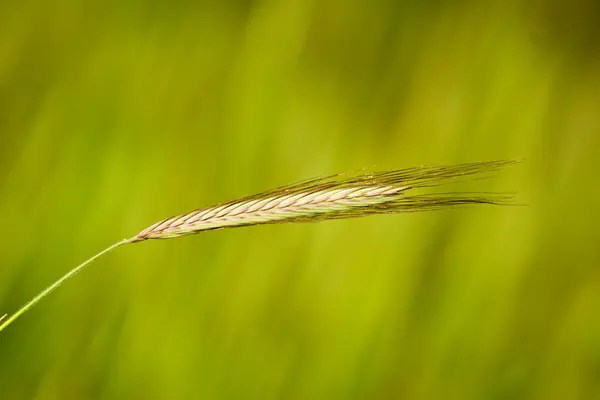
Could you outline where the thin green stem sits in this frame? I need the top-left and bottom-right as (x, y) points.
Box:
(0, 239), (130, 333)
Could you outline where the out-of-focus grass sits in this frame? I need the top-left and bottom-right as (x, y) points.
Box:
(1, 1), (599, 399)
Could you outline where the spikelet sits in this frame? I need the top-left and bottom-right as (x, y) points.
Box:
(131, 160), (517, 242)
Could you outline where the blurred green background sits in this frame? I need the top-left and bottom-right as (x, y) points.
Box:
(1, 0), (600, 399)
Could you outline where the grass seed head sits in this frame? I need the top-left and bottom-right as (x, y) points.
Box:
(132, 160), (518, 242)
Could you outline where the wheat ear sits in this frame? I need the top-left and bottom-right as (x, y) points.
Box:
(0, 160), (518, 332)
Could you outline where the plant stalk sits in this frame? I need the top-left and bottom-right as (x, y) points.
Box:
(0, 239), (130, 333)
